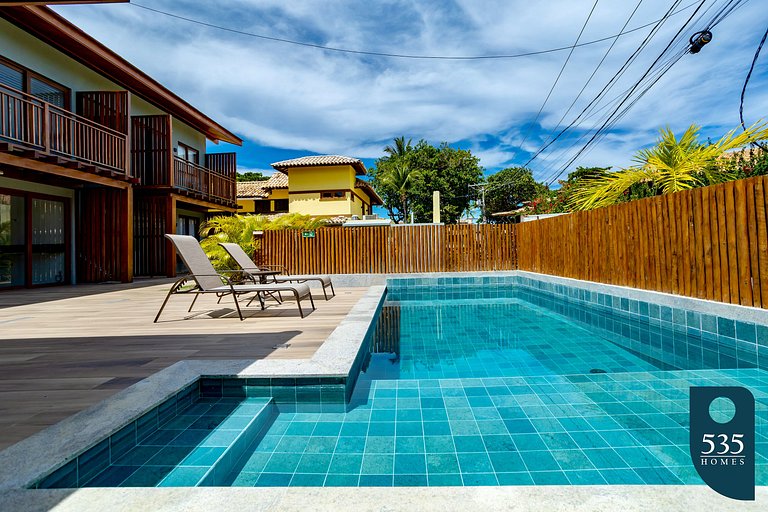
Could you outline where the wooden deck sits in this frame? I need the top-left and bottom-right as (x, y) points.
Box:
(0, 280), (367, 450)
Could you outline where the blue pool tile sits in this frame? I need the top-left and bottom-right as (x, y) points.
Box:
(328, 454), (363, 474)
(565, 469), (607, 485)
(426, 453), (460, 474)
(488, 451), (526, 473)
(359, 474), (394, 486)
(428, 473), (464, 486)
(461, 473), (498, 485)
(520, 451), (561, 472)
(457, 452), (494, 473)
(496, 472), (534, 485)
(394, 474), (428, 486)
(335, 437), (366, 454)
(530, 471), (569, 485)
(297, 453), (333, 474)
(394, 453), (426, 474)
(290, 473), (326, 486)
(38, 461), (78, 489)
(324, 474), (360, 486)
(158, 467), (208, 487)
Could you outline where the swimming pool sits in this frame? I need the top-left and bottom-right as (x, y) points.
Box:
(34, 275), (768, 488)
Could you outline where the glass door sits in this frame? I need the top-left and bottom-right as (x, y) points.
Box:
(31, 198), (66, 285)
(0, 193), (26, 288)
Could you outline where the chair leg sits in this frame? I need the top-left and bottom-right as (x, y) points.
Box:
(330, 282), (335, 297)
(309, 293), (316, 311)
(188, 293), (200, 312)
(231, 293), (244, 321)
(296, 291), (304, 318)
(154, 287), (175, 323)
(322, 282), (329, 300)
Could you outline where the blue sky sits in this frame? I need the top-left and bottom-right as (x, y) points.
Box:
(54, 0), (768, 184)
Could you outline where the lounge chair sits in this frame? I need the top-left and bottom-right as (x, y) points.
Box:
(154, 234), (315, 322)
(219, 242), (335, 300)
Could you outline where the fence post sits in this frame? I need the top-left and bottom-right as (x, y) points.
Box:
(253, 230), (265, 266)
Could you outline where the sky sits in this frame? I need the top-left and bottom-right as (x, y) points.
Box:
(53, 0), (768, 184)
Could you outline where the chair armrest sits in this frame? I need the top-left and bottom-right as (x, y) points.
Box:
(260, 264), (289, 274)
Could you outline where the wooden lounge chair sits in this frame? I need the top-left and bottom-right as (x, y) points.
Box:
(219, 242), (336, 300)
(154, 234), (315, 322)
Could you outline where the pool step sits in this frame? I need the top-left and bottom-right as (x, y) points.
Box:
(197, 398), (277, 486)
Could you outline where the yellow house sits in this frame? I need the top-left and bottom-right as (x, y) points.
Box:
(237, 155), (383, 219)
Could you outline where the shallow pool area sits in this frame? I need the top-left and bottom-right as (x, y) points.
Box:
(28, 274), (768, 489)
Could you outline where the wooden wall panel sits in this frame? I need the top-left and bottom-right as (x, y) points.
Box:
(76, 187), (129, 283)
(133, 195), (169, 277)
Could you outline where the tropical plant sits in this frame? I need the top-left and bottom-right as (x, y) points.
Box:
(383, 136), (413, 159)
(483, 167), (542, 223)
(571, 122), (768, 210)
(379, 162), (420, 222)
(199, 213), (325, 270)
(371, 139), (484, 224)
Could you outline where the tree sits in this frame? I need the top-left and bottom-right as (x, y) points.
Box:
(236, 171), (269, 182)
(483, 167), (540, 223)
(371, 139), (484, 224)
(379, 161), (420, 222)
(383, 136), (413, 159)
(571, 122), (768, 210)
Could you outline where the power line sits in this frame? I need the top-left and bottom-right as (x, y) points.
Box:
(530, 0), (645, 160)
(130, 1), (701, 61)
(485, 0), (686, 194)
(739, 25), (768, 150)
(543, 0), (735, 186)
(516, 0), (601, 152)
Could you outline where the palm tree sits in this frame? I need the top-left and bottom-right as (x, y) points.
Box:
(571, 122), (768, 210)
(383, 136), (412, 159)
(381, 162), (420, 222)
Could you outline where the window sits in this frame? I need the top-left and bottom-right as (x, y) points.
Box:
(253, 200), (271, 214)
(273, 199), (289, 212)
(320, 190), (346, 200)
(0, 56), (70, 109)
(177, 142), (199, 164)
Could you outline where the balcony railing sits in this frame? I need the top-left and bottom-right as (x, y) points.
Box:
(0, 83), (128, 175)
(173, 156), (236, 206)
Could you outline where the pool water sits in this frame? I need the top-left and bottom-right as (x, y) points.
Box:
(225, 298), (768, 487)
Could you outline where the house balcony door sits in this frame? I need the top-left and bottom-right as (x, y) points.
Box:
(0, 190), (69, 288)
(31, 198), (66, 285)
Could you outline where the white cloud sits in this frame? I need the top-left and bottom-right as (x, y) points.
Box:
(54, 0), (768, 175)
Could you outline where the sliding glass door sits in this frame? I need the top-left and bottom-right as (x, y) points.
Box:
(31, 198), (66, 285)
(0, 193), (26, 288)
(0, 190), (69, 288)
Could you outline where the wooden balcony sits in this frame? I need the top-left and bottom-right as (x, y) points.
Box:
(173, 155), (236, 207)
(131, 114), (236, 208)
(0, 83), (130, 179)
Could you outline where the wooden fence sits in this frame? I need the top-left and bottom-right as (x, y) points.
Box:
(258, 175), (768, 309)
(516, 175), (768, 309)
(259, 224), (517, 275)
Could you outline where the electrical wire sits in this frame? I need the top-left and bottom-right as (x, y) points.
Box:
(129, 1), (702, 61)
(516, 0), (601, 152)
(484, 0), (685, 194)
(739, 25), (768, 150)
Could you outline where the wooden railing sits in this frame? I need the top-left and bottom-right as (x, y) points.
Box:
(259, 224), (517, 275)
(0, 83), (128, 175)
(173, 156), (236, 205)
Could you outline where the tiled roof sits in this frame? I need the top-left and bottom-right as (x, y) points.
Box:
(263, 171), (288, 189)
(271, 155), (367, 175)
(355, 179), (383, 205)
(236, 181), (269, 198)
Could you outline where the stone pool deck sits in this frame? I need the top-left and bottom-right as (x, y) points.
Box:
(0, 279), (367, 450)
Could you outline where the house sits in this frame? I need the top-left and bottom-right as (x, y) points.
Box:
(236, 155), (383, 220)
(0, 5), (241, 288)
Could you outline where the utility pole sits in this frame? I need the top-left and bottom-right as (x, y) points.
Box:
(469, 183), (487, 223)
